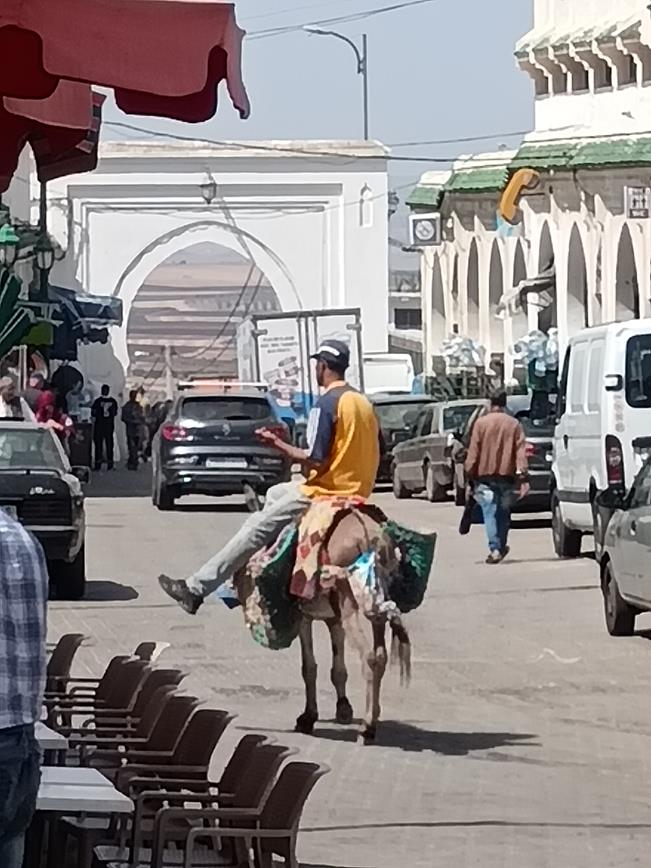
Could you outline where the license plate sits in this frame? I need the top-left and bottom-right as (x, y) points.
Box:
(0, 505), (17, 520)
(205, 458), (248, 470)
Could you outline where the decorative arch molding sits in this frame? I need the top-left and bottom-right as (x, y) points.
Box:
(567, 222), (589, 332)
(488, 239), (505, 354)
(111, 220), (301, 369)
(466, 237), (480, 340)
(615, 222), (641, 322)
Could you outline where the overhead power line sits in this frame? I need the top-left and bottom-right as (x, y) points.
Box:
(248, 0), (439, 40)
(242, 1), (352, 23)
(104, 119), (495, 164)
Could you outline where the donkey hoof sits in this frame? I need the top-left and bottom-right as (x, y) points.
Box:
(335, 698), (354, 726)
(359, 725), (377, 745)
(295, 712), (318, 735)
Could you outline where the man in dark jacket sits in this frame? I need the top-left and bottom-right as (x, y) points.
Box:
(91, 385), (118, 471)
(121, 390), (144, 471)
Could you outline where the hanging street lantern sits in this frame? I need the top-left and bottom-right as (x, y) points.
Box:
(35, 234), (55, 273)
(200, 172), (218, 206)
(0, 222), (20, 269)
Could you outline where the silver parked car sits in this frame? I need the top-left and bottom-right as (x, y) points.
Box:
(391, 399), (485, 502)
(599, 455), (651, 636)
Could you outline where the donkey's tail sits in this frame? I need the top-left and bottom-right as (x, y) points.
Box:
(390, 618), (412, 687)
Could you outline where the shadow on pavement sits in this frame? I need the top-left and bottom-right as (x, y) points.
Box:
(316, 723), (538, 754)
(82, 581), (139, 602)
(85, 467), (151, 499)
(242, 722), (538, 755)
(511, 517), (551, 530)
(175, 502), (249, 514)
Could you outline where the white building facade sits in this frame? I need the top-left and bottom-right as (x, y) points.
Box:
(410, 0), (651, 380)
(43, 140), (389, 392)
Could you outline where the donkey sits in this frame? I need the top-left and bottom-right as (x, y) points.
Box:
(235, 507), (413, 744)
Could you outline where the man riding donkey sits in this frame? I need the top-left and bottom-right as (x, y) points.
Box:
(159, 339), (380, 613)
(159, 342), (435, 742)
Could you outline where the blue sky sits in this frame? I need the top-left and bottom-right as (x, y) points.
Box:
(103, 0), (534, 189)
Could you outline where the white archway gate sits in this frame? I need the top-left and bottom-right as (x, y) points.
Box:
(47, 140), (390, 383)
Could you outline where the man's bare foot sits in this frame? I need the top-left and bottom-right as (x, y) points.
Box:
(158, 575), (203, 614)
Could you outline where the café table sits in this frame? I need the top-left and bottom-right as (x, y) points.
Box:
(35, 722), (68, 765)
(24, 767), (133, 868)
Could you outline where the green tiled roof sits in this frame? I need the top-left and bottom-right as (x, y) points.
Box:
(510, 141), (579, 171)
(571, 137), (651, 168)
(444, 166), (509, 194)
(406, 184), (444, 209)
(510, 137), (651, 172)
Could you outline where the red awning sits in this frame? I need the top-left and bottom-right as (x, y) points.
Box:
(0, 81), (101, 192)
(0, 0), (249, 123)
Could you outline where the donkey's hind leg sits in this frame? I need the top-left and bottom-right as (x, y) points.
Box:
(326, 617), (353, 725)
(360, 621), (388, 745)
(295, 618), (319, 735)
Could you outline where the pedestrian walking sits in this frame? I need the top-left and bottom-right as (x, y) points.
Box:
(465, 391), (530, 564)
(0, 509), (48, 867)
(121, 390), (144, 471)
(91, 384), (118, 471)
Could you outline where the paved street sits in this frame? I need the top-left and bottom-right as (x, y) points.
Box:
(49, 470), (651, 868)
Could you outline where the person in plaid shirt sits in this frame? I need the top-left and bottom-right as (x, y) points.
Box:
(0, 510), (48, 867)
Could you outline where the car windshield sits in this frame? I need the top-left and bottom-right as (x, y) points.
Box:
(180, 397), (272, 423)
(508, 398), (556, 438)
(443, 404), (481, 433)
(0, 428), (66, 471)
(626, 334), (651, 408)
(374, 401), (432, 431)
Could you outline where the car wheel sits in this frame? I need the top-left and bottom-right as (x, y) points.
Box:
(392, 465), (411, 500)
(425, 464), (447, 503)
(592, 499), (611, 565)
(52, 545), (86, 601)
(551, 491), (582, 558)
(602, 560), (636, 636)
(154, 476), (175, 511)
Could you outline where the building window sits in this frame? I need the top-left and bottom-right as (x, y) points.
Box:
(535, 75), (549, 97)
(572, 67), (589, 92)
(594, 59), (612, 90)
(359, 184), (373, 228)
(620, 55), (637, 86)
(394, 308), (423, 330)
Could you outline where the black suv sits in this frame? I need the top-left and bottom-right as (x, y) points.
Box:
(151, 389), (292, 510)
(0, 421), (88, 599)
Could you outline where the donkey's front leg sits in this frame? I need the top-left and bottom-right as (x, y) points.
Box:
(295, 618), (319, 735)
(326, 617), (353, 725)
(360, 622), (388, 745)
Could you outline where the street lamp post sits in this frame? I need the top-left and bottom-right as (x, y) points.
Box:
(304, 28), (369, 140)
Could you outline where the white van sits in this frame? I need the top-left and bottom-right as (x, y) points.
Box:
(552, 319), (651, 560)
(363, 353), (415, 395)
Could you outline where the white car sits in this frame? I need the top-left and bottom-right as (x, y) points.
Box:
(552, 319), (651, 561)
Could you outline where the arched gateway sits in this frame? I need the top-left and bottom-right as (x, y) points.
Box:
(46, 139), (390, 390)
